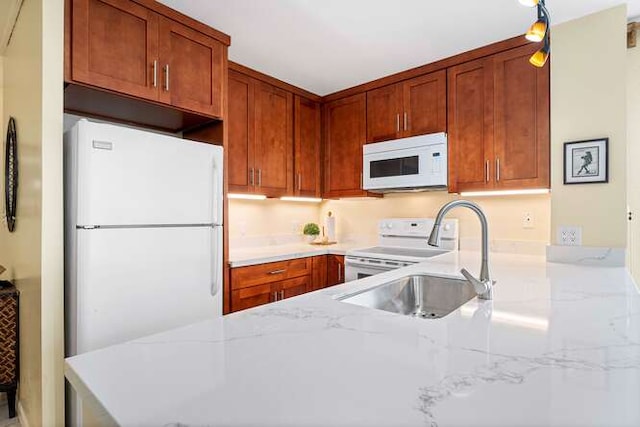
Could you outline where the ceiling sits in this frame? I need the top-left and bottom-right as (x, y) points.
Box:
(159, 0), (640, 96)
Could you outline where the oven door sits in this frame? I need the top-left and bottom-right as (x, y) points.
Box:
(363, 143), (447, 191)
(344, 257), (396, 282)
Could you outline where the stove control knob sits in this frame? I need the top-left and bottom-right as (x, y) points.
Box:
(387, 223), (394, 229)
(443, 223), (451, 231)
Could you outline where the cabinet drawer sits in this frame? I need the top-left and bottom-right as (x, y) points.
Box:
(231, 257), (312, 290)
(231, 283), (273, 312)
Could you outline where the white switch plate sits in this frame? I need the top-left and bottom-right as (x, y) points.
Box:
(523, 212), (534, 229)
(558, 226), (582, 246)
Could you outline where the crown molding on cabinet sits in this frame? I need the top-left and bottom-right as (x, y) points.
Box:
(229, 61), (321, 102)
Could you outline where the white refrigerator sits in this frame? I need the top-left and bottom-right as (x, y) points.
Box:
(64, 119), (223, 423)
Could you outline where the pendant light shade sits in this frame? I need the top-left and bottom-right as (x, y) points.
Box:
(519, 0), (550, 68)
(529, 39), (550, 67)
(525, 18), (547, 42)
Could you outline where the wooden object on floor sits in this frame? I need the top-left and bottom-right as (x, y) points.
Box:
(0, 282), (19, 419)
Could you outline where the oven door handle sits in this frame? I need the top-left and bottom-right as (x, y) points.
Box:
(345, 259), (395, 270)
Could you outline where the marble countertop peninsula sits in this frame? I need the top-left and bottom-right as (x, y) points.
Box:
(65, 251), (640, 426)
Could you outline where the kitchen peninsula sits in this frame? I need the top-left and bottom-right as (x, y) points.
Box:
(66, 252), (640, 426)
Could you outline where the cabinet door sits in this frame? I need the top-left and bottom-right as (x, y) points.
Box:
(493, 44), (550, 189)
(366, 84), (402, 143)
(71, 0), (159, 100)
(323, 94), (367, 198)
(231, 283), (273, 312)
(158, 17), (224, 118)
(228, 70), (255, 193)
(447, 57), (495, 193)
(403, 70), (447, 137)
(279, 276), (310, 300)
(310, 255), (328, 291)
(254, 82), (294, 197)
(294, 96), (322, 197)
(326, 255), (345, 287)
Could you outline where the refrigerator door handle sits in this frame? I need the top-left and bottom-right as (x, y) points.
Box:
(211, 224), (222, 297)
(212, 155), (222, 226)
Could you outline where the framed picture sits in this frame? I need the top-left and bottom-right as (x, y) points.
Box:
(563, 138), (609, 185)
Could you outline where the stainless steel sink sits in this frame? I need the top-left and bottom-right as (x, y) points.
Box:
(338, 274), (476, 319)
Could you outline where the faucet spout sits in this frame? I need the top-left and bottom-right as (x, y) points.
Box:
(428, 199), (494, 299)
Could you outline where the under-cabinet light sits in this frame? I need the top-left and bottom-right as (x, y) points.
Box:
(459, 189), (550, 197)
(279, 197), (323, 203)
(228, 194), (267, 200)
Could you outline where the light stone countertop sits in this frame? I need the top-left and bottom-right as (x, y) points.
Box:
(228, 241), (372, 267)
(65, 251), (640, 426)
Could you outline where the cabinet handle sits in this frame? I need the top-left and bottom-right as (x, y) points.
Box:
(404, 112), (408, 131)
(338, 265), (342, 282)
(249, 168), (254, 186)
(496, 158), (500, 182)
(163, 64), (170, 91)
(298, 173), (302, 191)
(396, 114), (400, 133)
(268, 269), (286, 275)
(152, 60), (158, 88)
(485, 160), (490, 183)
(257, 169), (262, 187)
(280, 290), (285, 300)
(360, 173), (363, 188)
(273, 291), (278, 302)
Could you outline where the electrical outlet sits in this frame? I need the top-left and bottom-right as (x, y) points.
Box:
(557, 226), (582, 246)
(291, 221), (302, 234)
(523, 212), (534, 229)
(238, 221), (247, 237)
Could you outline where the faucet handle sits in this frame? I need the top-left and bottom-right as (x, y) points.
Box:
(460, 268), (490, 296)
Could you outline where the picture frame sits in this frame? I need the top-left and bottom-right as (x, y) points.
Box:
(563, 138), (609, 185)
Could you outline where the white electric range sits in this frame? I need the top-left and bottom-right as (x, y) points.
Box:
(345, 218), (458, 282)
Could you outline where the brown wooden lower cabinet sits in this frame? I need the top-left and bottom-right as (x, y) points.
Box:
(230, 254), (346, 312)
(327, 254), (345, 287)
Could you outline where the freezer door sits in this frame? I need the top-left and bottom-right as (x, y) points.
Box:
(72, 120), (223, 226)
(70, 226), (222, 354)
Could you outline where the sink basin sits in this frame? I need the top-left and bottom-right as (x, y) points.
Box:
(338, 274), (476, 319)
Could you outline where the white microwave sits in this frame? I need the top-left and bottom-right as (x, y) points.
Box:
(363, 132), (448, 192)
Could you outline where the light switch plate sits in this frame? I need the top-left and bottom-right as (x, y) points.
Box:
(558, 226), (582, 246)
(523, 212), (534, 229)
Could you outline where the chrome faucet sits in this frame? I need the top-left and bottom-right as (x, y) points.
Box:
(428, 200), (494, 300)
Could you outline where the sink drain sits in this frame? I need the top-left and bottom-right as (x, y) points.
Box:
(414, 311), (439, 319)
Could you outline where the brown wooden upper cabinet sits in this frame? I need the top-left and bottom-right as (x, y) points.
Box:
(366, 70), (447, 144)
(294, 96), (322, 198)
(323, 94), (368, 198)
(69, 0), (226, 119)
(447, 44), (549, 193)
(228, 70), (293, 197)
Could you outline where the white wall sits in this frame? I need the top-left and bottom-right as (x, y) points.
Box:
(550, 5), (628, 248)
(0, 0), (65, 424)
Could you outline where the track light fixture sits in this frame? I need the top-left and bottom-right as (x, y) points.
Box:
(520, 0), (550, 67)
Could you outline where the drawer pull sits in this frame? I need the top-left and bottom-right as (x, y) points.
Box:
(280, 290), (285, 300)
(268, 269), (286, 275)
